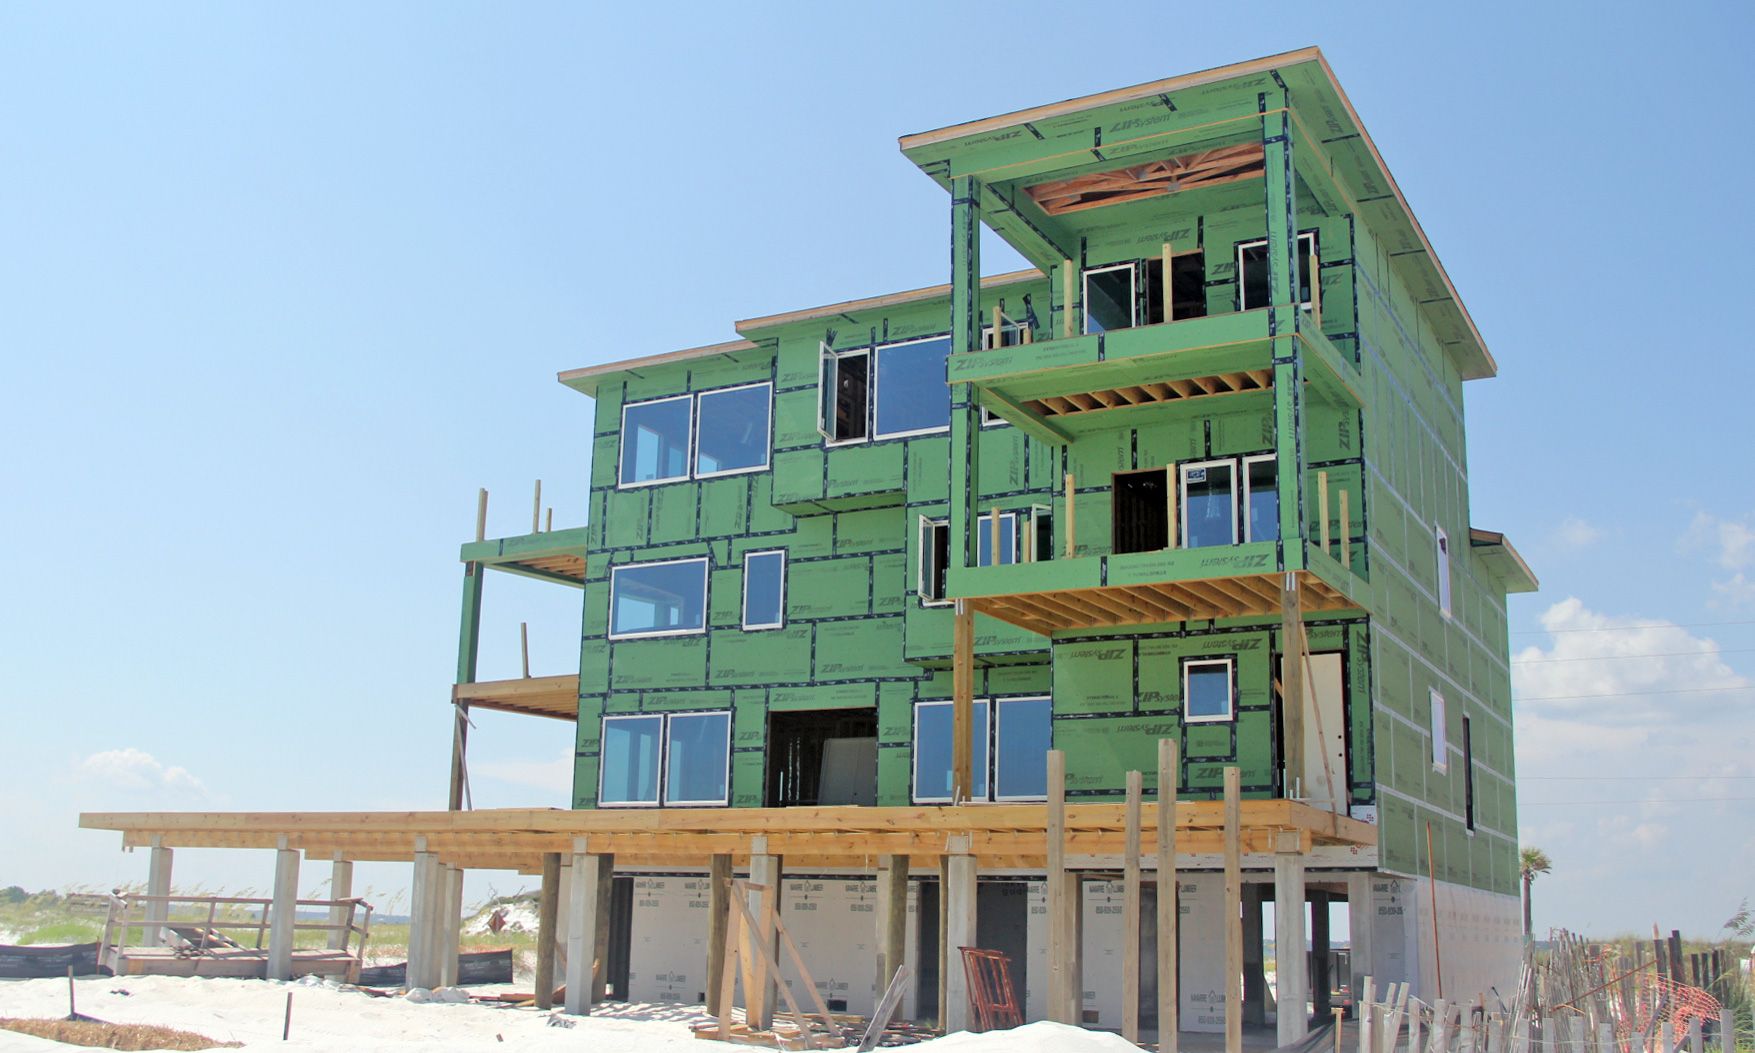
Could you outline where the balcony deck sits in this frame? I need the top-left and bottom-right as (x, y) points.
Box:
(459, 526), (589, 586)
(454, 674), (580, 721)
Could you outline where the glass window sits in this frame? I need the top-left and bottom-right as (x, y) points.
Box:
(1180, 461), (1238, 548)
(1238, 233), (1317, 311)
(1429, 688), (1448, 771)
(1244, 456), (1278, 542)
(609, 558), (708, 639)
(976, 511), (1018, 566)
(1435, 527), (1452, 617)
(1084, 264), (1135, 333)
(619, 396), (692, 486)
(874, 337), (952, 437)
(819, 346), (869, 444)
(696, 383), (771, 476)
(665, 712), (731, 805)
(742, 550), (785, 630)
(1183, 659), (1234, 723)
(913, 700), (989, 802)
(995, 697), (1052, 800)
(919, 518), (950, 605)
(600, 715), (663, 805)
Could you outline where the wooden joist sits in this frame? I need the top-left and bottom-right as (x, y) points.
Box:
(1025, 143), (1266, 216)
(452, 675), (580, 722)
(1025, 367), (1273, 419)
(966, 568), (1352, 635)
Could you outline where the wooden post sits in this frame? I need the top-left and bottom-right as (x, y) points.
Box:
(1347, 874), (1372, 1015)
(1064, 473), (1076, 558)
(1167, 462), (1179, 549)
(326, 855), (353, 952)
(1318, 471), (1330, 555)
(475, 487), (488, 542)
(1224, 767), (1243, 1053)
(875, 855), (909, 998)
(1061, 260), (1075, 339)
(520, 622), (530, 679)
(591, 855), (614, 1003)
(1161, 243), (1174, 322)
(990, 508), (1001, 565)
(1274, 831), (1309, 1044)
(143, 838), (172, 948)
(546, 507), (553, 532)
(993, 304), (1003, 348)
(1339, 490), (1351, 570)
(565, 842), (609, 1015)
(534, 852), (561, 1009)
(1157, 739), (1180, 1053)
(943, 838), (978, 1033)
(1047, 749), (1070, 1022)
(438, 865), (463, 988)
(952, 601), (976, 804)
(407, 840), (435, 988)
(1123, 770), (1143, 1044)
(1719, 1010), (1734, 1053)
(267, 837), (299, 982)
(748, 839), (783, 1031)
(706, 854), (732, 1017)
(531, 479), (542, 535)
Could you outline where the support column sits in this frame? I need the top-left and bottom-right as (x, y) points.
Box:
(534, 852), (561, 1009)
(326, 855), (354, 952)
(438, 865), (463, 988)
(564, 840), (611, 1015)
(952, 602), (976, 802)
(407, 841), (440, 989)
(449, 492), (487, 811)
(1243, 884), (1266, 1028)
(1223, 767), (1243, 1053)
(1156, 740), (1180, 1053)
(267, 837), (299, 982)
(143, 838), (172, 948)
(1347, 873), (1373, 1017)
(875, 854), (909, 999)
(947, 175), (983, 804)
(942, 840), (978, 1033)
(706, 854), (733, 1017)
(1046, 749), (1072, 1023)
(748, 838), (783, 1031)
(1262, 87), (1307, 566)
(1310, 889), (1331, 1017)
(1275, 836), (1310, 1044)
(590, 852), (615, 1002)
(1123, 771), (1144, 1045)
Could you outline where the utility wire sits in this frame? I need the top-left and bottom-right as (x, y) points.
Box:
(1521, 774), (1755, 780)
(1521, 796), (1755, 805)
(1511, 619), (1755, 635)
(1513, 647), (1755, 664)
(1515, 685), (1753, 702)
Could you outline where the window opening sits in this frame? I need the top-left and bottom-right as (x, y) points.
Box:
(873, 336), (952, 438)
(818, 345), (870, 444)
(1462, 715), (1475, 833)
(919, 517), (951, 605)
(913, 699), (990, 802)
(1180, 460), (1239, 548)
(1183, 658), (1235, 723)
(618, 395), (693, 487)
(1429, 688), (1448, 772)
(609, 558), (709, 639)
(1083, 264), (1135, 333)
(1112, 468), (1171, 555)
(1243, 455), (1279, 543)
(976, 511), (1019, 567)
(742, 550), (785, 630)
(1142, 254), (1209, 324)
(766, 709), (877, 807)
(695, 383), (771, 477)
(1435, 526), (1452, 618)
(1237, 232), (1317, 311)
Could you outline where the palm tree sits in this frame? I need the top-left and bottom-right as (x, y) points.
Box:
(1519, 847), (1552, 941)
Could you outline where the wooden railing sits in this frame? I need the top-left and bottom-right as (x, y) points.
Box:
(99, 892), (372, 979)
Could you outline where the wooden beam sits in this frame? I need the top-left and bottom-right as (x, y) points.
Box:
(1157, 741), (1180, 1053)
(1064, 473), (1076, 558)
(1224, 768), (1242, 1053)
(1339, 490), (1351, 569)
(1061, 261), (1075, 339)
(1122, 770), (1143, 1045)
(705, 854), (732, 1017)
(1318, 471), (1330, 556)
(952, 602), (976, 803)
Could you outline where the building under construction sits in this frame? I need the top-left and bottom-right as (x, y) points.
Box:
(83, 45), (1537, 1046)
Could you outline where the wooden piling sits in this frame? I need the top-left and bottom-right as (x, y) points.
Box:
(1122, 770), (1143, 1045)
(1224, 767), (1242, 1053)
(1157, 739), (1179, 1053)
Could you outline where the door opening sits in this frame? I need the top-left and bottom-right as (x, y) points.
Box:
(766, 709), (877, 807)
(1112, 468), (1170, 555)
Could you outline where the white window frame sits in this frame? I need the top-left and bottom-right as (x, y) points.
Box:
(661, 710), (733, 807)
(818, 342), (871, 447)
(976, 510), (1020, 567)
(741, 549), (786, 631)
(607, 556), (710, 641)
(1241, 453), (1279, 543)
(1429, 688), (1448, 773)
(1182, 657), (1235, 724)
(1083, 262), (1137, 334)
(993, 696), (1052, 802)
(1435, 526), (1452, 618)
(871, 334), (954, 440)
(597, 713), (665, 807)
(918, 516), (951, 607)
(617, 393), (694, 489)
(1236, 232), (1318, 311)
(1179, 459), (1240, 548)
(693, 381), (773, 480)
(911, 698), (991, 804)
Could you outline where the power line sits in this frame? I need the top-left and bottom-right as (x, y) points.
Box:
(1512, 619), (1755, 635)
(1521, 796), (1755, 805)
(1522, 774), (1755, 780)
(1513, 647), (1755, 665)
(1515, 685), (1753, 702)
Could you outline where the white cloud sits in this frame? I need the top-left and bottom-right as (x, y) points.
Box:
(1552, 516), (1603, 548)
(471, 753), (574, 796)
(1682, 511), (1755, 605)
(76, 748), (207, 796)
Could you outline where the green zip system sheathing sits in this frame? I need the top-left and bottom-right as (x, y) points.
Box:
(558, 46), (1532, 903)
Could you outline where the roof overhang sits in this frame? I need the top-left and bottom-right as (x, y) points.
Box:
(899, 46), (1496, 382)
(1469, 528), (1539, 594)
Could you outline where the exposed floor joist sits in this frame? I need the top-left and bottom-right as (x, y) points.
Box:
(967, 569), (1353, 635)
(453, 675), (580, 721)
(1025, 367), (1272, 418)
(1024, 142), (1265, 216)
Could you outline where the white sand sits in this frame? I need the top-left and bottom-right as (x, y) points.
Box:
(0, 976), (1137, 1053)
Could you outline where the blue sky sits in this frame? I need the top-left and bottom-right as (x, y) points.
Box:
(2, 3), (1751, 935)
